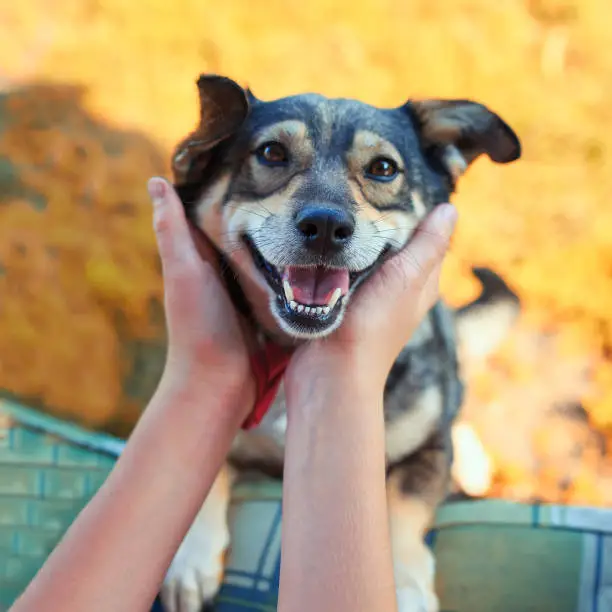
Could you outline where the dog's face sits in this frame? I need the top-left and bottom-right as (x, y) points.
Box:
(173, 75), (520, 341)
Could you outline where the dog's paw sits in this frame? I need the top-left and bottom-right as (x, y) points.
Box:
(393, 541), (439, 612)
(161, 557), (223, 612)
(396, 584), (439, 612)
(160, 521), (229, 612)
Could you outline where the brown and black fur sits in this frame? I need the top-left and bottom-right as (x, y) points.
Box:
(160, 75), (521, 612)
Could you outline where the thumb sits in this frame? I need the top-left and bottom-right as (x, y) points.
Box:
(393, 203), (458, 287)
(346, 203), (456, 316)
(416, 258), (444, 319)
(148, 176), (200, 273)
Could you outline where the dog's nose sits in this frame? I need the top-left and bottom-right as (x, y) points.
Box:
(295, 206), (355, 255)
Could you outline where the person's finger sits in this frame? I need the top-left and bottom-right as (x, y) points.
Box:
(392, 203), (457, 287)
(353, 203), (457, 310)
(416, 258), (444, 318)
(148, 176), (199, 271)
(345, 204), (456, 321)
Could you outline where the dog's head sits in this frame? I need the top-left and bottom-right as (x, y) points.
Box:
(173, 75), (520, 341)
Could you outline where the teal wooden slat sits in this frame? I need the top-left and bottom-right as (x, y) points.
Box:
(0, 526), (62, 557)
(0, 582), (27, 611)
(85, 470), (110, 496)
(40, 468), (91, 500)
(27, 498), (89, 531)
(0, 526), (14, 554)
(54, 443), (103, 468)
(0, 400), (122, 607)
(0, 466), (41, 497)
(0, 400), (125, 458)
(0, 499), (29, 527)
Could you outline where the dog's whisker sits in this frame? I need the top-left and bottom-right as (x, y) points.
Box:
(374, 224), (419, 232)
(219, 227), (265, 239)
(227, 200), (275, 217)
(372, 211), (400, 225)
(223, 203), (270, 220)
(248, 202), (274, 216)
(374, 226), (451, 241)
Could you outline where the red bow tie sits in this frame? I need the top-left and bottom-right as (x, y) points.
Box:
(242, 342), (293, 430)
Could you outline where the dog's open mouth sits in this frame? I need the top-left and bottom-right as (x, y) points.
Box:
(244, 235), (390, 335)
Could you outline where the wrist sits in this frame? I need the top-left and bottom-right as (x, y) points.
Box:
(285, 344), (386, 416)
(158, 356), (254, 422)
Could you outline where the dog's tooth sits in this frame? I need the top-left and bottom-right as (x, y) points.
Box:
(283, 280), (294, 303)
(327, 288), (342, 310)
(297, 304), (304, 313)
(316, 307), (323, 315)
(304, 306), (311, 314)
(323, 306), (330, 315)
(289, 300), (297, 310)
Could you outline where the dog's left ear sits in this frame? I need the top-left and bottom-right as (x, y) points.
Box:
(404, 99), (521, 183)
(173, 75), (250, 184)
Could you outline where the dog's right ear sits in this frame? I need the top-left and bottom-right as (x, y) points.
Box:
(403, 99), (521, 185)
(172, 75), (250, 185)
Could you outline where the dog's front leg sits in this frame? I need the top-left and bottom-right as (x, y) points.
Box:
(387, 433), (450, 612)
(160, 462), (234, 612)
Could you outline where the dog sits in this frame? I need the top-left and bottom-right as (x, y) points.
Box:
(160, 74), (522, 612)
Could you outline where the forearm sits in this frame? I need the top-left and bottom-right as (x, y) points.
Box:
(12, 374), (246, 612)
(278, 372), (398, 612)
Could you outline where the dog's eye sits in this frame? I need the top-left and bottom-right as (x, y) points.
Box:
(365, 157), (399, 181)
(255, 141), (289, 167)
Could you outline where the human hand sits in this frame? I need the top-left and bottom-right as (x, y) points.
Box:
(285, 203), (458, 399)
(148, 177), (256, 408)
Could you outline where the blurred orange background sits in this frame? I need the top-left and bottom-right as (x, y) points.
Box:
(1, 0), (611, 505)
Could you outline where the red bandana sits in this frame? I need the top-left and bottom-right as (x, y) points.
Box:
(242, 342), (293, 430)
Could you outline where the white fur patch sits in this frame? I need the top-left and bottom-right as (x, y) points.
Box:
(388, 475), (439, 612)
(456, 299), (519, 361)
(411, 190), (428, 219)
(385, 387), (443, 464)
(161, 466), (233, 612)
(441, 144), (468, 182)
(195, 173), (232, 233)
(396, 582), (439, 612)
(451, 422), (492, 496)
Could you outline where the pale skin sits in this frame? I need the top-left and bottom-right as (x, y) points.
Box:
(10, 177), (457, 612)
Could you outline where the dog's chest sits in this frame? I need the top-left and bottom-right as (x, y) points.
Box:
(229, 309), (459, 471)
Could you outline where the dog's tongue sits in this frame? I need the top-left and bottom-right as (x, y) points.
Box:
(285, 266), (350, 305)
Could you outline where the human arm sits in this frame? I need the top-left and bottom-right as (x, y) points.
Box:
(11, 178), (255, 612)
(279, 363), (395, 612)
(277, 204), (458, 612)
